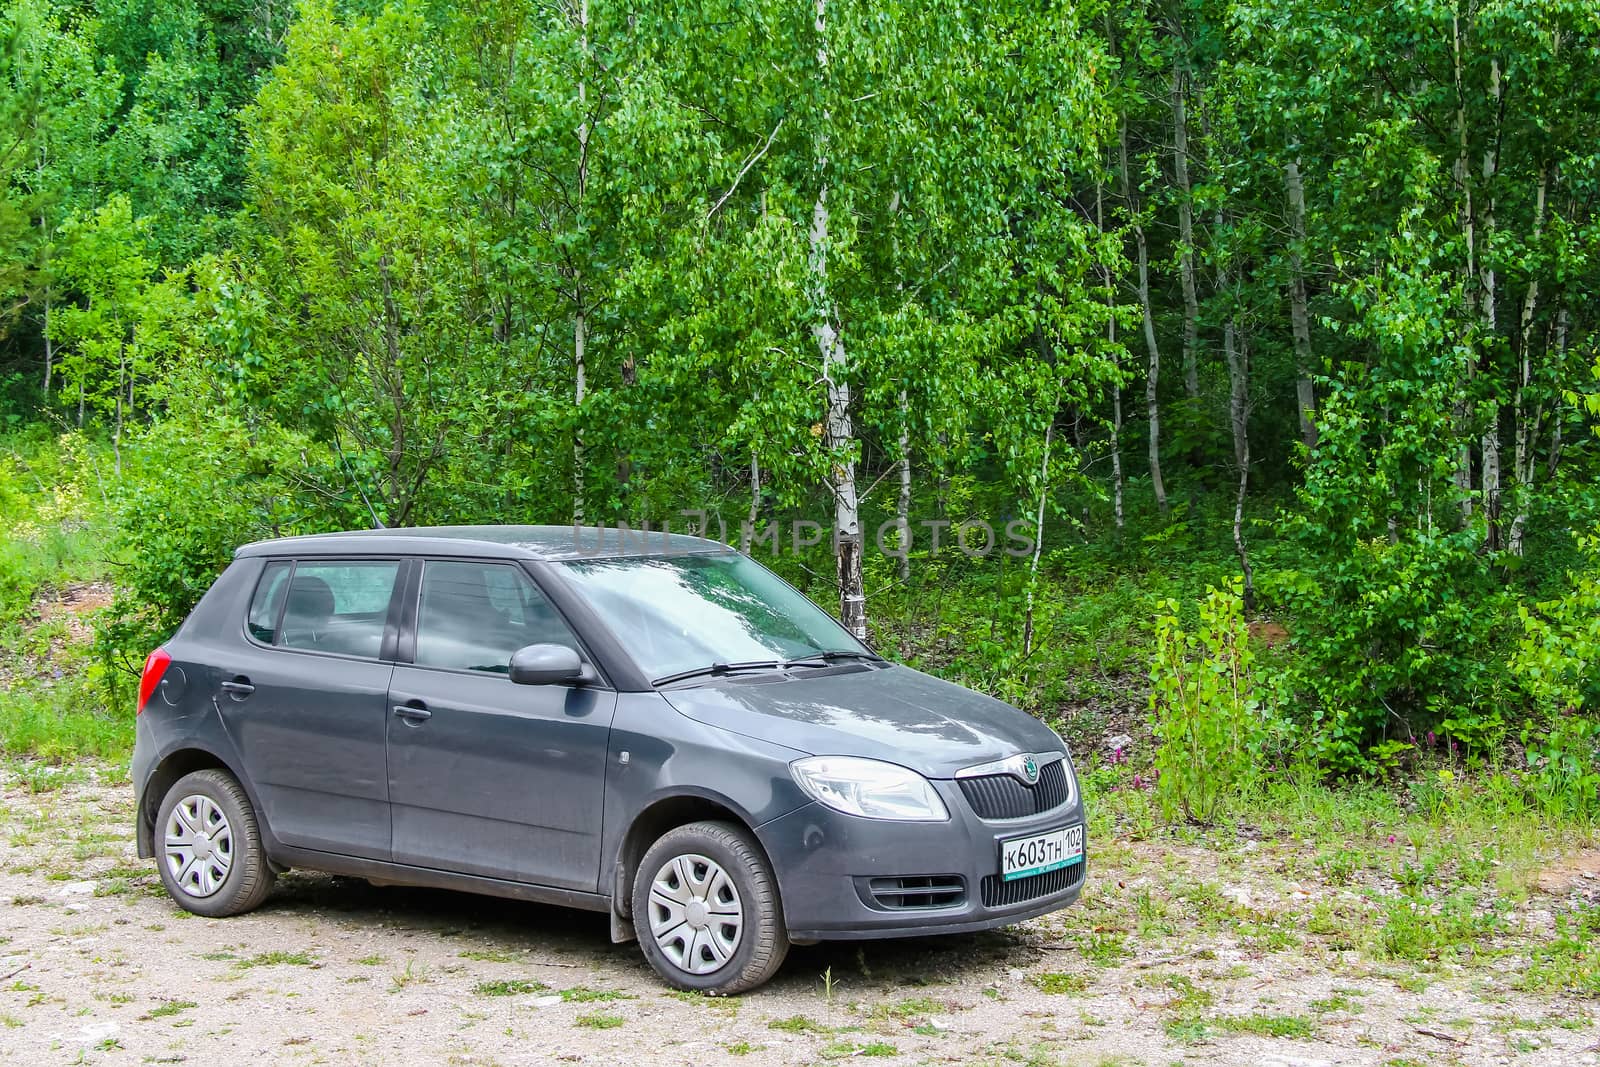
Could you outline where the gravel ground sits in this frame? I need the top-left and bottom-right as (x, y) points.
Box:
(1, 767), (1596, 1067)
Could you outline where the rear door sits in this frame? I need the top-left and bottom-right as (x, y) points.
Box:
(214, 557), (404, 860)
(386, 558), (617, 891)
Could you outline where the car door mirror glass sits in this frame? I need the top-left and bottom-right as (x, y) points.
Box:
(509, 643), (586, 686)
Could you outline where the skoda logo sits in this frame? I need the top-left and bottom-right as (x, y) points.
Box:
(1020, 755), (1039, 784)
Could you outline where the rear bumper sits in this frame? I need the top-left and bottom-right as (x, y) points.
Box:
(757, 784), (1086, 942)
(131, 716), (157, 858)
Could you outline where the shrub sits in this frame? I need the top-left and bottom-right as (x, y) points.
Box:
(1514, 539), (1600, 817)
(1148, 580), (1266, 823)
(1284, 530), (1521, 773)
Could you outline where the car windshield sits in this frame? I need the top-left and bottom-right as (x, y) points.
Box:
(558, 553), (867, 682)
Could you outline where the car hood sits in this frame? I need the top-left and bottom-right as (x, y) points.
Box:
(659, 663), (1062, 778)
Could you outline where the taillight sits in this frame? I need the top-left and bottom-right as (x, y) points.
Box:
(138, 649), (171, 714)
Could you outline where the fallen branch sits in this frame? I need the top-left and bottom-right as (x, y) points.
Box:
(1415, 1027), (1466, 1045)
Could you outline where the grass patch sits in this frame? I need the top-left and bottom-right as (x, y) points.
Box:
(664, 990), (740, 1009)
(1083, 932), (1131, 966)
(458, 948), (519, 963)
(1518, 904), (1600, 996)
(575, 1011), (625, 1029)
(560, 986), (635, 1003)
(390, 961), (431, 990)
(822, 1040), (896, 1058)
(1311, 991), (1363, 1014)
(471, 979), (548, 997)
(143, 1000), (195, 1020)
(1218, 1014), (1316, 1039)
(235, 951), (315, 969)
(769, 1014), (832, 1034)
(0, 688), (131, 764)
(1377, 892), (1504, 962)
(1031, 972), (1089, 995)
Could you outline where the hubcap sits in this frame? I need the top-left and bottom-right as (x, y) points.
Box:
(163, 794), (234, 898)
(648, 853), (743, 975)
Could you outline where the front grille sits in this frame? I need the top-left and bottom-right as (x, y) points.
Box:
(980, 859), (1085, 907)
(860, 875), (966, 911)
(958, 758), (1071, 820)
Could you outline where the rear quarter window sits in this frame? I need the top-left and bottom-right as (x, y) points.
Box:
(247, 561), (293, 643)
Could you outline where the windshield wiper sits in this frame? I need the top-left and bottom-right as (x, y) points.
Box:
(652, 660), (785, 686)
(653, 651), (884, 687)
(783, 649), (886, 669)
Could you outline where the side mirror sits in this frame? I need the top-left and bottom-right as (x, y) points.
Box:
(509, 643), (593, 686)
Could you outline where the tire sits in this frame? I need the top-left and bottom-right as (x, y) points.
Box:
(632, 820), (789, 995)
(154, 769), (275, 918)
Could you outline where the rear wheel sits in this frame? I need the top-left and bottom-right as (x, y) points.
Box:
(632, 820), (788, 994)
(155, 769), (275, 918)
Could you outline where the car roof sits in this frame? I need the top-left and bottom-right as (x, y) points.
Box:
(234, 524), (731, 562)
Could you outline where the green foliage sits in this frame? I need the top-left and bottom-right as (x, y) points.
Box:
(1511, 537), (1600, 818)
(1282, 528), (1523, 773)
(100, 383), (329, 665)
(2, 0), (1600, 785)
(1149, 581), (1266, 824)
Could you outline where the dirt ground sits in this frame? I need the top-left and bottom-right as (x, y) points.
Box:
(1, 767), (1596, 1067)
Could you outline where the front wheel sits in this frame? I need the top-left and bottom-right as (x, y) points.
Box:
(632, 821), (789, 994)
(155, 769), (275, 918)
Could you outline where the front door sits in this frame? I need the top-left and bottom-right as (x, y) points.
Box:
(386, 559), (617, 892)
(216, 557), (403, 860)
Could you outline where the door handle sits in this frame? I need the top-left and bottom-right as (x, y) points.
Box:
(392, 704), (432, 723)
(220, 678), (255, 698)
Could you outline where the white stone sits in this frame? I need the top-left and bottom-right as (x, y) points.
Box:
(78, 1021), (119, 1046)
(56, 881), (97, 896)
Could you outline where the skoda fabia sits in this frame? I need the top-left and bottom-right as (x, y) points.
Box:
(132, 526), (1086, 993)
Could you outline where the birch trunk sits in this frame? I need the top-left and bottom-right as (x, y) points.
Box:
(76, 296), (87, 427)
(1218, 209), (1247, 471)
(1548, 308), (1568, 481)
(742, 452), (760, 554)
(1285, 157), (1317, 451)
(1233, 436), (1254, 614)
(571, 0), (591, 527)
(811, 0), (866, 640)
(1218, 203), (1252, 606)
(1172, 68), (1201, 401)
(1225, 315), (1247, 468)
(1119, 119), (1167, 514)
(1480, 59), (1503, 547)
(896, 387), (911, 581)
(114, 343), (125, 479)
(1452, 11), (1476, 516)
(1022, 418), (1053, 657)
(1097, 182), (1123, 530)
(1508, 162), (1549, 557)
(42, 296), (53, 394)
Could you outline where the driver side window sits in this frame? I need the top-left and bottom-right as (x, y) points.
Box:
(415, 560), (578, 674)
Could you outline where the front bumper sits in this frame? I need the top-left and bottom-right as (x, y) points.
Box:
(757, 780), (1086, 942)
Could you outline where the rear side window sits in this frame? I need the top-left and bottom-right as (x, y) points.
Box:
(415, 560), (578, 674)
(277, 560), (401, 659)
(247, 561), (293, 642)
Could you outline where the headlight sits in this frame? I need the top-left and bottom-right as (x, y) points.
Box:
(790, 756), (950, 822)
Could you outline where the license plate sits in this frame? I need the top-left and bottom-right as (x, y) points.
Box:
(1001, 825), (1084, 881)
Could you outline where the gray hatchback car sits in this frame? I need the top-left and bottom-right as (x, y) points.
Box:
(132, 526), (1086, 993)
